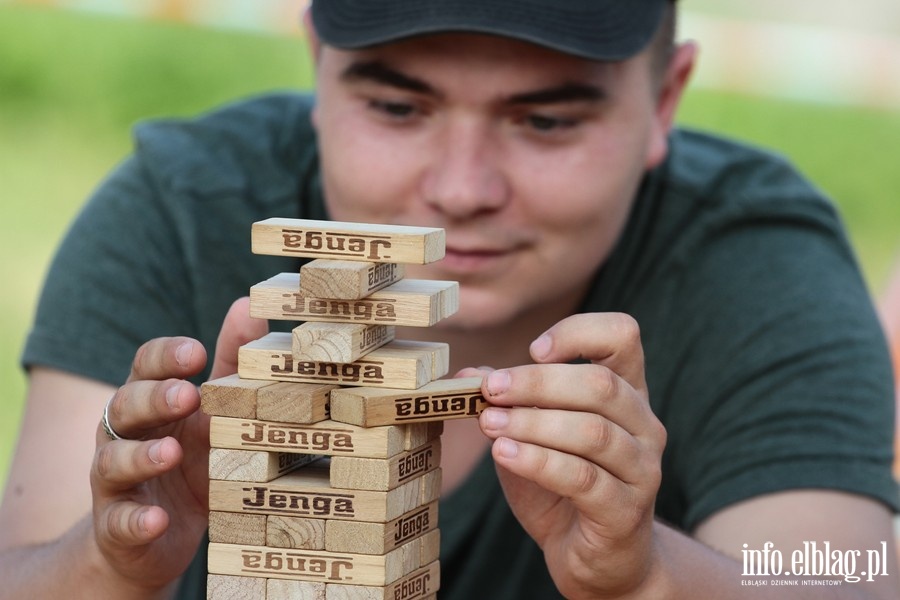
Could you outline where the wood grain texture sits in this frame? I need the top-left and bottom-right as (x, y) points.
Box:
(251, 218), (445, 264)
(329, 378), (485, 426)
(250, 273), (458, 327)
(200, 374), (278, 419)
(208, 511), (267, 546)
(267, 579), (326, 600)
(209, 416), (420, 458)
(206, 573), (266, 598)
(293, 323), (395, 364)
(323, 560), (440, 600)
(239, 333), (447, 390)
(256, 381), (334, 425)
(208, 538), (421, 586)
(330, 440), (441, 492)
(325, 501), (438, 555)
(209, 468), (428, 523)
(208, 448), (320, 482)
(300, 260), (404, 300)
(267, 515), (327, 550)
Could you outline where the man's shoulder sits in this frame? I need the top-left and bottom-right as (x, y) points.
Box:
(130, 92), (318, 196)
(665, 127), (827, 210)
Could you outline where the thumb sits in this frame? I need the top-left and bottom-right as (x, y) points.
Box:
(209, 297), (269, 380)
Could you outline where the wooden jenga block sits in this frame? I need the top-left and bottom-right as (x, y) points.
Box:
(300, 260), (405, 300)
(404, 422), (443, 451)
(250, 274), (458, 327)
(200, 374), (278, 419)
(210, 416), (427, 459)
(209, 448), (320, 482)
(324, 560), (440, 600)
(252, 218), (445, 264)
(329, 377), (486, 426)
(209, 467), (428, 523)
(267, 515), (327, 549)
(417, 530), (440, 567)
(256, 382), (334, 425)
(208, 511), (267, 546)
(293, 323), (395, 363)
(239, 333), (448, 389)
(325, 501), (438, 555)
(267, 579), (326, 600)
(208, 537), (421, 586)
(419, 470), (442, 504)
(330, 440), (441, 492)
(207, 573), (266, 599)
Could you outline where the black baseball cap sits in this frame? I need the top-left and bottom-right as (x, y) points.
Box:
(310, 0), (671, 61)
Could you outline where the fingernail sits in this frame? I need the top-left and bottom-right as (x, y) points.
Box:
(496, 438), (518, 459)
(166, 384), (181, 411)
(530, 333), (552, 360)
(482, 408), (509, 430)
(486, 370), (510, 397)
(175, 342), (193, 368)
(138, 509), (148, 535)
(149, 440), (165, 465)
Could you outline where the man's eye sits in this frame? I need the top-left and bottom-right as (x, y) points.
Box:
(369, 100), (415, 118)
(526, 114), (577, 132)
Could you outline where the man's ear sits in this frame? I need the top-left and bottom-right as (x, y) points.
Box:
(302, 8), (322, 65)
(302, 8), (322, 129)
(645, 41), (698, 170)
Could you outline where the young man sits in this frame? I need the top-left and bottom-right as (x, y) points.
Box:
(1, 1), (898, 598)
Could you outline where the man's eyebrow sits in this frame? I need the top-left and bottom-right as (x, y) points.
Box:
(506, 82), (606, 105)
(340, 60), (436, 95)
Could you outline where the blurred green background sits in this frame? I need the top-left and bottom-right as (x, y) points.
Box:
(1, 4), (899, 490)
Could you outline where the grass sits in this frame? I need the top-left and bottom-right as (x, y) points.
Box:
(2, 5), (899, 490)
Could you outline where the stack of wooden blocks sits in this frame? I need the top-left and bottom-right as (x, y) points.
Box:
(200, 218), (488, 599)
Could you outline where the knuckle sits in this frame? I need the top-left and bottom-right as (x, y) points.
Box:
(94, 443), (117, 480)
(612, 312), (642, 347)
(570, 460), (599, 496)
(588, 365), (617, 399)
(583, 416), (612, 455)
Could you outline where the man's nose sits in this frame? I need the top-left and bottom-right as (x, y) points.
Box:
(419, 119), (510, 219)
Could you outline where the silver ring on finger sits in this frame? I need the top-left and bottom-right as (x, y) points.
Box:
(101, 395), (127, 441)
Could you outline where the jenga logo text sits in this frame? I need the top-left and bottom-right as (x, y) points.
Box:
(271, 353), (385, 384)
(394, 571), (432, 600)
(393, 506), (432, 544)
(282, 294), (398, 322)
(240, 422), (354, 452)
(243, 487), (355, 517)
(282, 229), (392, 260)
(368, 262), (399, 287)
(241, 549), (353, 581)
(398, 447), (434, 482)
(394, 393), (486, 419)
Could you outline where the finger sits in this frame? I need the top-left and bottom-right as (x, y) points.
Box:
(128, 337), (207, 384)
(91, 437), (184, 494)
(530, 313), (646, 392)
(104, 379), (200, 440)
(454, 366), (494, 378)
(97, 501), (170, 547)
(491, 437), (655, 526)
(480, 406), (650, 484)
(482, 363), (658, 441)
(209, 297), (268, 381)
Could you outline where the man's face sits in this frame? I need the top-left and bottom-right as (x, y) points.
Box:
(312, 33), (672, 331)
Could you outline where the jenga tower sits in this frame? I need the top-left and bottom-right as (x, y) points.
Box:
(201, 219), (488, 599)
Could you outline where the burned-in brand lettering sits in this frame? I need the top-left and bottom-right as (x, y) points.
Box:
(282, 229), (392, 260)
(393, 506), (432, 544)
(393, 571), (433, 600)
(241, 548), (353, 581)
(398, 447), (434, 481)
(239, 422), (354, 453)
(270, 354), (385, 384)
(394, 392), (487, 419)
(242, 487), (355, 517)
(282, 294), (398, 322)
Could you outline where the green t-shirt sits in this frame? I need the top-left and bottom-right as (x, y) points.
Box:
(23, 93), (898, 599)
